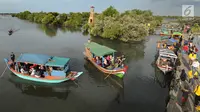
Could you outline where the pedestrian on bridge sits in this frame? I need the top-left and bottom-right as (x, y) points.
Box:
(194, 84), (200, 107)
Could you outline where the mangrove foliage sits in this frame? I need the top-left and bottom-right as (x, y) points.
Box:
(84, 6), (163, 42)
(12, 11), (90, 28)
(12, 6), (163, 42)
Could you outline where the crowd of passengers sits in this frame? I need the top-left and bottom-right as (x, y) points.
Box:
(159, 57), (174, 69)
(9, 52), (62, 78)
(93, 54), (125, 69)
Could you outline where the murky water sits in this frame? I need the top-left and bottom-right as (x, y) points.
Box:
(0, 16), (168, 112)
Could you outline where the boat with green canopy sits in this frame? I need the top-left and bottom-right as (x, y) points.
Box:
(4, 53), (83, 83)
(83, 41), (128, 78)
(171, 32), (183, 43)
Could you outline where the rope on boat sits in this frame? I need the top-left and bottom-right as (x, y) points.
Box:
(104, 70), (113, 80)
(104, 71), (124, 88)
(0, 66), (7, 78)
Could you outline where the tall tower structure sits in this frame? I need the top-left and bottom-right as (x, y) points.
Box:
(88, 6), (95, 25)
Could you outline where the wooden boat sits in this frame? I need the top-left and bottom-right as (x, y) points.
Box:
(155, 49), (177, 74)
(83, 42), (128, 78)
(4, 53), (83, 83)
(157, 39), (175, 51)
(171, 32), (183, 42)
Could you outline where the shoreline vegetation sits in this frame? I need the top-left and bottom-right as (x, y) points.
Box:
(12, 6), (165, 42)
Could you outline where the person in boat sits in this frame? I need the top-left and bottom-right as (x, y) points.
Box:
(30, 64), (37, 69)
(10, 52), (15, 67)
(8, 29), (13, 34)
(95, 57), (101, 66)
(22, 63), (29, 73)
(30, 67), (36, 76)
(48, 66), (53, 76)
(162, 43), (167, 48)
(121, 55), (126, 62)
(189, 52), (197, 65)
(106, 55), (111, 62)
(160, 58), (168, 67)
(110, 55), (114, 65)
(10, 52), (15, 62)
(39, 66), (45, 78)
(46, 66), (51, 76)
(103, 58), (109, 68)
(20, 67), (25, 74)
(14, 62), (19, 72)
(179, 36), (183, 44)
(35, 67), (42, 78)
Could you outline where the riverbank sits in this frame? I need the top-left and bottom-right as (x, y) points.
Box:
(166, 33), (200, 112)
(12, 7), (163, 42)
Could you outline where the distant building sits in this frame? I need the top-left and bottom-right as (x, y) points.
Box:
(88, 6), (95, 25)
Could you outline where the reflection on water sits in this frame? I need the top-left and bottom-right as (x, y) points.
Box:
(84, 60), (124, 103)
(154, 66), (174, 88)
(8, 73), (78, 100)
(59, 27), (82, 33)
(37, 25), (58, 37)
(37, 24), (84, 37)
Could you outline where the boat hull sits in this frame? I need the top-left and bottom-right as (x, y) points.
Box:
(4, 58), (83, 83)
(83, 52), (128, 78)
(155, 60), (173, 75)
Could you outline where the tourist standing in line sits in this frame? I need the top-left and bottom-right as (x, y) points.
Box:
(189, 52), (197, 65)
(180, 77), (190, 106)
(188, 70), (194, 85)
(194, 84), (200, 107)
(192, 59), (200, 78)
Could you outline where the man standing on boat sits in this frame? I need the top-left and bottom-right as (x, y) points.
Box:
(10, 52), (15, 62)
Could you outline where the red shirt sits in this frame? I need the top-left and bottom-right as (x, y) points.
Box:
(183, 45), (188, 51)
(30, 64), (37, 69)
(195, 48), (198, 52)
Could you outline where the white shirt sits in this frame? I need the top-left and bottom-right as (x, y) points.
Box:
(20, 68), (24, 73)
(192, 61), (200, 68)
(31, 69), (36, 75)
(189, 43), (193, 47)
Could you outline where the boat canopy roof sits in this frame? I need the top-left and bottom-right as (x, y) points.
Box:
(158, 49), (177, 59)
(161, 31), (169, 34)
(169, 38), (178, 43)
(45, 56), (70, 67)
(173, 32), (182, 36)
(16, 53), (70, 67)
(85, 42), (116, 56)
(166, 39), (174, 45)
(161, 36), (169, 40)
(16, 53), (52, 65)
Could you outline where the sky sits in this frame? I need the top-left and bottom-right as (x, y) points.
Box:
(1, 0), (200, 16)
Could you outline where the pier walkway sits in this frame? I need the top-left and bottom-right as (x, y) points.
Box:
(166, 33), (200, 112)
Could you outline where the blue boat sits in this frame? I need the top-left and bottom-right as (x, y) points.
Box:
(4, 53), (83, 83)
